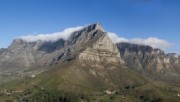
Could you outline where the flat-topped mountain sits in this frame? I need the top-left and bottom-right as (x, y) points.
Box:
(117, 42), (180, 72)
(0, 23), (179, 74)
(0, 23), (180, 101)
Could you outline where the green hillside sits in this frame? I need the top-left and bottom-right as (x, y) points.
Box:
(0, 60), (180, 102)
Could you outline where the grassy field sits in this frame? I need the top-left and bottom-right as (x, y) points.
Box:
(0, 60), (180, 102)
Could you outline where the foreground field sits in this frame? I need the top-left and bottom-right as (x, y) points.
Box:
(0, 61), (180, 102)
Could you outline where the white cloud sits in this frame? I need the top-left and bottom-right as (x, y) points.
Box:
(107, 32), (129, 43)
(130, 37), (171, 50)
(19, 26), (85, 42)
(107, 32), (171, 50)
(18, 24), (171, 50)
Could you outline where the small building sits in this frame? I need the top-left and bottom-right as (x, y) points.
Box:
(178, 94), (180, 97)
(30, 74), (36, 78)
(104, 89), (116, 95)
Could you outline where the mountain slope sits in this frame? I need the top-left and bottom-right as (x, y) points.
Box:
(117, 42), (180, 73)
(1, 54), (180, 102)
(0, 23), (180, 101)
(0, 23), (179, 74)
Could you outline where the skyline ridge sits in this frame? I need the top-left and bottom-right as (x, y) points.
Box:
(2, 22), (175, 55)
(0, 0), (180, 54)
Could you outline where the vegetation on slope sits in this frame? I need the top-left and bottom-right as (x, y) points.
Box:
(0, 61), (180, 102)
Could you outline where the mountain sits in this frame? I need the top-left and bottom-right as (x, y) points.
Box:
(0, 23), (180, 102)
(0, 23), (179, 75)
(117, 42), (180, 84)
(117, 42), (180, 72)
(0, 23), (123, 73)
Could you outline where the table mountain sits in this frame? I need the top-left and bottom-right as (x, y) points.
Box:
(0, 23), (179, 77)
(0, 23), (180, 102)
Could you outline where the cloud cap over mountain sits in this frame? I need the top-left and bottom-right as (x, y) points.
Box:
(19, 26), (85, 42)
(19, 24), (171, 50)
(108, 32), (171, 50)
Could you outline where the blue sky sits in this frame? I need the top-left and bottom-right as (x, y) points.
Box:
(0, 0), (180, 53)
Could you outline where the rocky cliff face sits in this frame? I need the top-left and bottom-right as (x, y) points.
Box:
(0, 23), (179, 76)
(0, 39), (36, 72)
(0, 23), (124, 73)
(0, 38), (66, 73)
(117, 42), (180, 73)
(78, 31), (124, 67)
(50, 23), (124, 67)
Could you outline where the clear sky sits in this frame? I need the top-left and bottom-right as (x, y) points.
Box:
(0, 0), (180, 54)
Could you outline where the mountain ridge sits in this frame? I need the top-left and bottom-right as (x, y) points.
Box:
(0, 23), (180, 102)
(0, 23), (179, 74)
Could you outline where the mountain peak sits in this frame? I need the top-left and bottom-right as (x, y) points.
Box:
(93, 22), (104, 31)
(10, 38), (27, 47)
(83, 22), (104, 32)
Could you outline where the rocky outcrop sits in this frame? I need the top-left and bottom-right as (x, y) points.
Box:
(51, 23), (124, 66)
(0, 39), (36, 72)
(0, 22), (179, 75)
(0, 23), (125, 73)
(79, 30), (124, 68)
(0, 38), (66, 73)
(117, 42), (180, 72)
